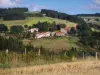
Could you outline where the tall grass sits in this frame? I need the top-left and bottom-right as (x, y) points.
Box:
(0, 50), (70, 68)
(0, 60), (100, 75)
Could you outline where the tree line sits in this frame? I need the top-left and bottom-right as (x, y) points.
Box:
(25, 12), (43, 17)
(41, 9), (86, 24)
(77, 13), (100, 17)
(0, 8), (28, 20)
(29, 21), (66, 32)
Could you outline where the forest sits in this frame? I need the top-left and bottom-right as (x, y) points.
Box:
(0, 8), (28, 20)
(41, 9), (86, 24)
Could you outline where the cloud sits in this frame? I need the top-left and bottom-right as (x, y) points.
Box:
(0, 0), (22, 8)
(30, 3), (47, 11)
(88, 0), (100, 9)
(94, 0), (100, 6)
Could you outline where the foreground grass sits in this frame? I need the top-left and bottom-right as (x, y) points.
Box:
(0, 60), (100, 75)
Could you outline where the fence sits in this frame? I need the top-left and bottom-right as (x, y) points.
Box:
(0, 49), (99, 68)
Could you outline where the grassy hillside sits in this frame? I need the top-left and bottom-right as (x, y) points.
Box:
(80, 16), (100, 25)
(23, 36), (82, 50)
(0, 17), (77, 29)
(1, 60), (100, 75)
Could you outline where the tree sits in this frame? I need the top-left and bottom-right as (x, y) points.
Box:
(28, 26), (32, 29)
(33, 31), (37, 38)
(95, 18), (99, 22)
(0, 24), (8, 32)
(10, 25), (24, 34)
(24, 32), (31, 38)
(77, 23), (92, 37)
(24, 25), (28, 28)
(69, 27), (76, 35)
(60, 24), (66, 28)
(36, 21), (51, 31)
(56, 25), (61, 30)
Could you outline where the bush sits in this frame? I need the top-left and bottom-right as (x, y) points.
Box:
(0, 64), (11, 69)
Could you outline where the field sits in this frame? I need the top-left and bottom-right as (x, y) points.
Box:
(0, 60), (100, 75)
(23, 36), (80, 50)
(0, 17), (77, 29)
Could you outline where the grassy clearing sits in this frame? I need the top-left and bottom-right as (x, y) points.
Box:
(26, 17), (77, 26)
(0, 17), (77, 29)
(1, 60), (100, 75)
(0, 20), (29, 29)
(91, 28), (100, 32)
(23, 36), (80, 50)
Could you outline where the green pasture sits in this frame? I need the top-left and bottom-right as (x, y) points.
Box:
(0, 17), (77, 29)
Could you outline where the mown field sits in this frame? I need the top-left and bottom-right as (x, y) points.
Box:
(23, 36), (81, 50)
(0, 17), (77, 29)
(1, 60), (100, 75)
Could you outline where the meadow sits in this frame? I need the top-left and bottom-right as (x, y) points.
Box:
(0, 17), (77, 29)
(23, 36), (80, 50)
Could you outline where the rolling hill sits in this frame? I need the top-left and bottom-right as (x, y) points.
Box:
(0, 17), (77, 29)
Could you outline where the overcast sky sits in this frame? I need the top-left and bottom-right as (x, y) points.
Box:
(0, 0), (100, 14)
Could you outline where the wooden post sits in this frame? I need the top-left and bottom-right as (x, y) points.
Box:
(96, 52), (98, 60)
(6, 49), (9, 54)
(38, 49), (41, 56)
(64, 51), (67, 57)
(25, 48), (26, 54)
(6, 49), (9, 64)
(83, 52), (85, 60)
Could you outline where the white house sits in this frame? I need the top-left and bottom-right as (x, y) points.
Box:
(51, 32), (56, 36)
(28, 28), (38, 33)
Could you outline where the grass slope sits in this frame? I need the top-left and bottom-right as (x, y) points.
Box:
(23, 36), (80, 50)
(0, 17), (77, 28)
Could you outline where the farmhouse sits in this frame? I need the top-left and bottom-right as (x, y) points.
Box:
(60, 28), (67, 34)
(35, 32), (51, 38)
(51, 32), (56, 36)
(65, 27), (72, 33)
(28, 28), (38, 33)
(56, 32), (65, 36)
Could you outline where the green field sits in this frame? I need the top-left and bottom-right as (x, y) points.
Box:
(0, 17), (77, 29)
(23, 36), (80, 51)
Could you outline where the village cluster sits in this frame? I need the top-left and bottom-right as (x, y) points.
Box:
(28, 26), (77, 39)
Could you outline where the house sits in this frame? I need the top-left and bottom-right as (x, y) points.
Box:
(35, 32), (51, 39)
(60, 28), (67, 34)
(51, 32), (56, 36)
(44, 32), (51, 37)
(56, 32), (65, 36)
(65, 27), (72, 33)
(35, 33), (44, 39)
(28, 28), (38, 33)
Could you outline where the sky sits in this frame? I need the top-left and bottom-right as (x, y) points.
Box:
(0, 0), (100, 14)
